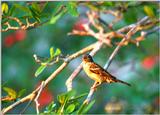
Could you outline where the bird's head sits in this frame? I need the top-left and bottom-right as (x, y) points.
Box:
(82, 54), (94, 62)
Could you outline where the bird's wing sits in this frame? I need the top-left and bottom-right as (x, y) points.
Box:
(89, 62), (110, 76)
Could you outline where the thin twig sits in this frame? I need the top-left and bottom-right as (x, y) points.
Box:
(104, 16), (150, 70)
(34, 81), (45, 114)
(20, 99), (33, 114)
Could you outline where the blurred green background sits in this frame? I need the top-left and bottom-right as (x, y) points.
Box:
(2, 1), (159, 114)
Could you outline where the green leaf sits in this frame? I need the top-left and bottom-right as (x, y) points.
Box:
(50, 47), (54, 58)
(2, 3), (8, 14)
(104, 2), (115, 7)
(14, 4), (31, 14)
(66, 2), (79, 17)
(77, 100), (95, 114)
(69, 93), (88, 102)
(66, 104), (75, 113)
(17, 89), (26, 98)
(83, 100), (95, 113)
(49, 10), (66, 24)
(35, 65), (47, 77)
(144, 5), (155, 18)
(44, 101), (56, 113)
(57, 90), (76, 104)
(29, 7), (41, 22)
(8, 5), (16, 16)
(31, 2), (41, 13)
(54, 48), (61, 56)
(3, 87), (17, 99)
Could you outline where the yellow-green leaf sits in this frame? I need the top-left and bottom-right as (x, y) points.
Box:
(66, 104), (75, 113)
(3, 87), (17, 99)
(35, 65), (47, 77)
(17, 89), (26, 98)
(49, 10), (65, 24)
(54, 48), (61, 56)
(66, 2), (79, 17)
(50, 47), (54, 58)
(144, 6), (155, 18)
(2, 3), (8, 14)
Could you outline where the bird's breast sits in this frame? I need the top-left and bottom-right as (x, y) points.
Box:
(83, 62), (102, 83)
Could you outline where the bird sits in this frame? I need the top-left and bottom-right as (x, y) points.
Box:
(82, 54), (131, 88)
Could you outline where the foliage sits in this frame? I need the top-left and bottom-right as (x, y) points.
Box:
(41, 90), (92, 114)
(35, 47), (62, 77)
(1, 1), (159, 114)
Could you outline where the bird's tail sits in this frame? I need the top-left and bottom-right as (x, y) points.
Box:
(116, 79), (131, 87)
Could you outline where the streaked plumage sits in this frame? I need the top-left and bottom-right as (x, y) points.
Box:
(82, 54), (131, 87)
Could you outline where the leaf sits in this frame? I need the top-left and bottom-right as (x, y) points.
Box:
(44, 101), (56, 113)
(17, 89), (26, 98)
(35, 65), (47, 77)
(66, 2), (79, 17)
(29, 7), (41, 22)
(31, 2), (41, 13)
(50, 47), (54, 58)
(77, 100), (95, 114)
(66, 104), (75, 113)
(144, 5), (155, 18)
(69, 93), (88, 102)
(3, 87), (17, 99)
(104, 2), (115, 7)
(2, 3), (8, 14)
(14, 4), (31, 14)
(8, 5), (16, 16)
(83, 100), (95, 113)
(57, 90), (76, 104)
(49, 10), (66, 24)
(54, 48), (61, 56)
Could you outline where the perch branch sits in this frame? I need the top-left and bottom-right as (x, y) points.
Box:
(66, 41), (103, 91)
(2, 42), (98, 114)
(84, 16), (158, 104)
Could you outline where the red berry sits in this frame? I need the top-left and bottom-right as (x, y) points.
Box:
(73, 18), (89, 31)
(4, 35), (15, 47)
(14, 29), (26, 41)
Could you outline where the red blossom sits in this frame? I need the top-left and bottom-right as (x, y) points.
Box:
(141, 56), (159, 70)
(14, 29), (26, 41)
(73, 18), (89, 31)
(35, 82), (54, 108)
(38, 88), (53, 108)
(4, 35), (15, 47)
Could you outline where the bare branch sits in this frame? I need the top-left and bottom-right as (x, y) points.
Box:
(1, 16), (38, 32)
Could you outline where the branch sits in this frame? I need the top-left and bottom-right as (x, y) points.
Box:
(83, 16), (158, 104)
(34, 81), (45, 114)
(66, 41), (103, 91)
(2, 42), (98, 114)
(104, 16), (151, 69)
(1, 16), (38, 32)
